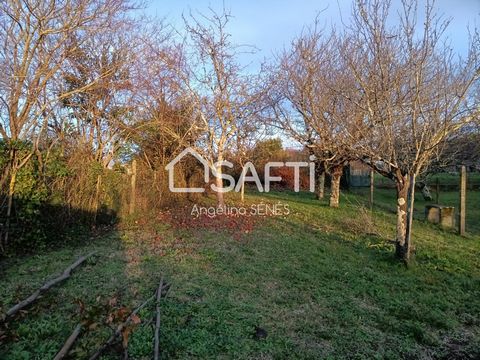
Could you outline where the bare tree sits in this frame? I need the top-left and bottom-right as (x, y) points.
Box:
(0, 0), (137, 249)
(179, 8), (265, 207)
(231, 115), (266, 203)
(131, 27), (200, 174)
(273, 24), (358, 207)
(125, 35), (200, 205)
(58, 20), (143, 217)
(341, 0), (480, 260)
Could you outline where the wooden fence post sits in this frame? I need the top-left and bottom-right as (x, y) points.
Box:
(369, 168), (374, 210)
(459, 165), (466, 236)
(93, 174), (102, 222)
(129, 159), (137, 215)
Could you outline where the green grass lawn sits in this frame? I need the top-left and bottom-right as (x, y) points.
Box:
(374, 172), (480, 189)
(0, 189), (479, 359)
(355, 186), (480, 233)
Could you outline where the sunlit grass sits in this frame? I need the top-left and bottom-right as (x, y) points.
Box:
(0, 188), (479, 359)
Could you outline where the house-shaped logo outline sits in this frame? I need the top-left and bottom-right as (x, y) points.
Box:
(165, 147), (210, 192)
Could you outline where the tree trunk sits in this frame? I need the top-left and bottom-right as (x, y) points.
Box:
(315, 161), (325, 200)
(215, 164), (225, 207)
(369, 168), (374, 210)
(329, 165), (342, 208)
(404, 173), (416, 260)
(394, 174), (410, 260)
(317, 171), (325, 200)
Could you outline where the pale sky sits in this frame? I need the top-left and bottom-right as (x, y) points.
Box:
(147, 0), (480, 66)
(145, 0), (479, 148)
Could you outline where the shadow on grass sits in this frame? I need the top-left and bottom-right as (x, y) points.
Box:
(1, 189), (479, 359)
(0, 198), (149, 359)
(0, 194), (118, 257)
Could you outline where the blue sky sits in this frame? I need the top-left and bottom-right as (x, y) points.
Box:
(148, 0), (480, 66)
(145, 0), (479, 149)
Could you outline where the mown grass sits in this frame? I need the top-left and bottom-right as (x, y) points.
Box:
(0, 188), (479, 359)
(354, 186), (480, 233)
(374, 172), (480, 189)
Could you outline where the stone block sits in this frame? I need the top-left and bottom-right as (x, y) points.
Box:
(425, 205), (455, 229)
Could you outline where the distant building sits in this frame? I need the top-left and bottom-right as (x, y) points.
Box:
(346, 160), (371, 187)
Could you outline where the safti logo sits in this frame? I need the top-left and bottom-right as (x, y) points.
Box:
(165, 147), (316, 193)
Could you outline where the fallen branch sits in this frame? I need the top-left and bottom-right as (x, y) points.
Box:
(88, 295), (155, 360)
(3, 252), (96, 321)
(154, 276), (164, 360)
(53, 324), (83, 360)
